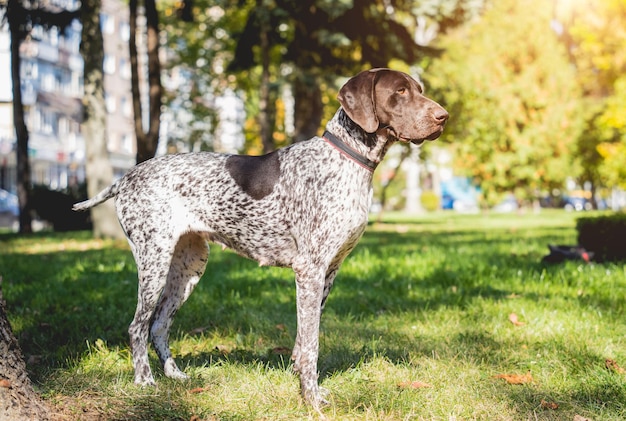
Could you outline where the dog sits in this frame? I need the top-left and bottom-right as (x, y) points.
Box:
(73, 68), (448, 408)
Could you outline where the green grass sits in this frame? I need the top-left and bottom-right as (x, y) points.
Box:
(1, 211), (626, 420)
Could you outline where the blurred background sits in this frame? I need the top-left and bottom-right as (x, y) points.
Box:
(0, 0), (624, 234)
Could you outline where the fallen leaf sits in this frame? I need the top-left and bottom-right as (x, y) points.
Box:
(508, 313), (526, 326)
(275, 324), (287, 332)
(605, 358), (625, 374)
(189, 387), (210, 394)
(189, 327), (208, 335)
(397, 380), (432, 389)
(492, 372), (533, 385)
(540, 399), (559, 410)
(0, 379), (11, 388)
(215, 344), (231, 354)
(27, 355), (43, 366)
(573, 416), (592, 421)
(271, 346), (292, 355)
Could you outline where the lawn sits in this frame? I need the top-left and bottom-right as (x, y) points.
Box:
(1, 211), (625, 420)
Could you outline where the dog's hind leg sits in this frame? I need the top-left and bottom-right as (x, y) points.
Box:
(128, 237), (173, 386)
(151, 233), (209, 379)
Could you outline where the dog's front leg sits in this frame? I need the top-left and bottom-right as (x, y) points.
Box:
(292, 266), (328, 408)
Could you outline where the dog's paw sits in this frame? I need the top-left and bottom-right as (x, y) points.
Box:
(302, 385), (331, 410)
(133, 360), (156, 386)
(134, 376), (156, 387)
(317, 386), (331, 407)
(163, 358), (188, 380)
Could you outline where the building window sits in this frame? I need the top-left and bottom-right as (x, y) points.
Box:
(121, 96), (132, 117)
(119, 58), (131, 79)
(58, 116), (69, 136)
(101, 13), (115, 34)
(71, 71), (82, 96)
(30, 25), (44, 41)
(103, 54), (116, 74)
(22, 60), (38, 79)
(54, 69), (64, 91)
(105, 93), (117, 113)
(48, 26), (59, 46)
(41, 71), (56, 92)
(107, 133), (117, 151)
(121, 134), (133, 154)
(120, 21), (130, 42)
(36, 109), (58, 135)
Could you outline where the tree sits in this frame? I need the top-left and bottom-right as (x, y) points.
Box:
(81, 0), (125, 238)
(161, 0), (238, 152)
(427, 0), (584, 205)
(559, 0), (626, 196)
(0, 0), (76, 234)
(6, 0), (32, 234)
(596, 76), (626, 189)
(229, 0), (440, 145)
(129, 0), (163, 164)
(167, 0), (455, 153)
(0, 4), (79, 418)
(560, 0), (626, 99)
(161, 0), (483, 155)
(2, 0), (78, 233)
(230, 1), (278, 152)
(0, 279), (49, 420)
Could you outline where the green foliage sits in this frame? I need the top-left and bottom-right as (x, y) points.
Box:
(160, 0), (484, 151)
(577, 212), (626, 262)
(160, 0), (245, 151)
(565, 0), (626, 98)
(226, 0), (467, 74)
(596, 77), (626, 188)
(2, 212), (626, 419)
(426, 0), (584, 205)
(564, 0), (626, 191)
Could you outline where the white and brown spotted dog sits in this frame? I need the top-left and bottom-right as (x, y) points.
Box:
(74, 68), (448, 408)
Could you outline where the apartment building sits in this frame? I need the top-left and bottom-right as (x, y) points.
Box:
(0, 0), (136, 194)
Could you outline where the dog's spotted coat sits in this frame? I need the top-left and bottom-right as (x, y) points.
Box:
(74, 68), (448, 408)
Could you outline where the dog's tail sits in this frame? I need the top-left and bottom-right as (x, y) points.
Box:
(72, 182), (119, 212)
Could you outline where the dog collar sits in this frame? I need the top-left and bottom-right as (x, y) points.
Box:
(322, 130), (378, 172)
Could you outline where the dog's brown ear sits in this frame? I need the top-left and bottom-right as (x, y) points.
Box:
(337, 69), (381, 133)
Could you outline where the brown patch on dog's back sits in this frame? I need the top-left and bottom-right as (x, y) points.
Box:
(225, 151), (281, 199)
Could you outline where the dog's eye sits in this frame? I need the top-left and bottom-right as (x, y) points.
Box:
(397, 87), (407, 95)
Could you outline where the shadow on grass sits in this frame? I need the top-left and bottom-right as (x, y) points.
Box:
(1, 225), (621, 360)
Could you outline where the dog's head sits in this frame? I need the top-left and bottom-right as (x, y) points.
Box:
(338, 68), (448, 145)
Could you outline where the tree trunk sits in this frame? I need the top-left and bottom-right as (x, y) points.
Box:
(0, 278), (49, 420)
(81, 0), (125, 239)
(130, 0), (162, 164)
(8, 0), (33, 234)
(257, 2), (274, 153)
(292, 72), (323, 142)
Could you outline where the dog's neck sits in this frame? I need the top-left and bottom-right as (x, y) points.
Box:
(325, 108), (397, 167)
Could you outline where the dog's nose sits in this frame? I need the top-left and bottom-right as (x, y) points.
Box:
(434, 108), (449, 124)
